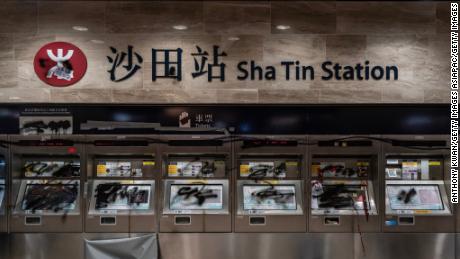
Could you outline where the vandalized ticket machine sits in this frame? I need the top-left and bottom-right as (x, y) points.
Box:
(160, 136), (231, 232)
(382, 136), (453, 232)
(9, 136), (84, 233)
(308, 136), (379, 232)
(85, 136), (158, 234)
(235, 137), (306, 232)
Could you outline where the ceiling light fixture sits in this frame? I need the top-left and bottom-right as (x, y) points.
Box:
(228, 36), (240, 41)
(72, 26), (89, 32)
(172, 25), (188, 30)
(90, 39), (105, 44)
(276, 25), (291, 30)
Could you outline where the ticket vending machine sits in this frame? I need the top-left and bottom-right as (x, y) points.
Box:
(160, 136), (231, 232)
(308, 136), (379, 232)
(10, 136), (84, 232)
(382, 136), (453, 231)
(359, 135), (454, 259)
(234, 137), (306, 232)
(8, 135), (85, 259)
(85, 136), (158, 234)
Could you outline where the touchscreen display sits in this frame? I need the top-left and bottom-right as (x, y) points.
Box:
(170, 184), (223, 210)
(387, 185), (444, 210)
(311, 184), (370, 210)
(21, 184), (78, 212)
(243, 185), (297, 210)
(95, 183), (151, 210)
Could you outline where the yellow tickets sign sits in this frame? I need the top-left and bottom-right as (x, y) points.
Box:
(97, 164), (107, 176)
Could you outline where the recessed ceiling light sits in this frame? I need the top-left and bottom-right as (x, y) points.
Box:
(228, 36), (240, 41)
(172, 25), (188, 31)
(90, 39), (105, 44)
(72, 26), (89, 32)
(276, 25), (291, 30)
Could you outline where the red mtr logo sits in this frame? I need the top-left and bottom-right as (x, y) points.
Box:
(33, 42), (87, 87)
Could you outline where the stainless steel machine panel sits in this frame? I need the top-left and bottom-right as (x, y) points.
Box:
(86, 180), (156, 233)
(354, 233), (455, 259)
(161, 179), (231, 232)
(160, 136), (232, 233)
(234, 136), (307, 233)
(308, 135), (381, 233)
(9, 135), (84, 233)
(159, 233), (354, 259)
(381, 138), (454, 233)
(85, 136), (160, 234)
(8, 233), (85, 259)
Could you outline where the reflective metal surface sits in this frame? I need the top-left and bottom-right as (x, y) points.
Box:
(308, 135), (381, 233)
(355, 233), (455, 259)
(381, 135), (454, 233)
(8, 234), (84, 259)
(159, 233), (354, 259)
(0, 134), (455, 259)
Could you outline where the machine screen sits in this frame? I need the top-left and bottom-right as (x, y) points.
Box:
(243, 185), (297, 210)
(94, 183), (151, 210)
(23, 160), (80, 178)
(169, 184), (223, 210)
(240, 161), (289, 178)
(311, 161), (369, 178)
(168, 160), (224, 178)
(387, 185), (444, 210)
(311, 184), (370, 210)
(21, 184), (78, 212)
(96, 161), (149, 177)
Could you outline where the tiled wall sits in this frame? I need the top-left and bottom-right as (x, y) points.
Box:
(0, 1), (451, 103)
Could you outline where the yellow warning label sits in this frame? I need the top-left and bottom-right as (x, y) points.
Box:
(143, 161), (155, 166)
(264, 180), (279, 185)
(311, 164), (321, 176)
(240, 164), (250, 176)
(429, 161), (441, 166)
(402, 162), (418, 168)
(186, 180), (208, 184)
(168, 165), (178, 175)
(357, 161), (370, 166)
(96, 165), (107, 176)
(414, 210), (432, 214)
(286, 162), (298, 167)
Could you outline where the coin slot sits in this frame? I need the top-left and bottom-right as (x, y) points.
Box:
(324, 216), (340, 225)
(100, 216), (116, 225)
(398, 216), (415, 225)
(174, 216), (191, 225)
(25, 216), (41, 225)
(249, 216), (266, 225)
